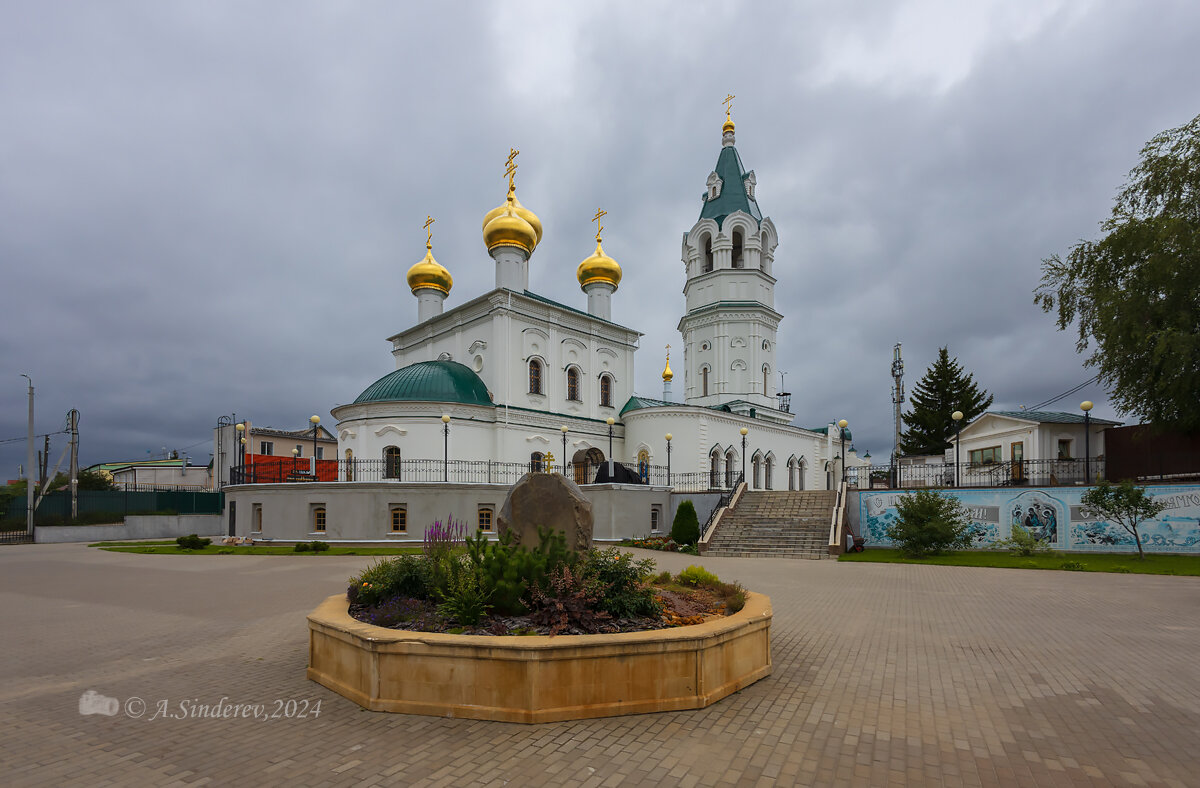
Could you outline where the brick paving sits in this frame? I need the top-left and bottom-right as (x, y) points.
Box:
(1, 543), (1198, 787)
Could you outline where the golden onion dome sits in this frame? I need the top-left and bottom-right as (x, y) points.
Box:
(483, 193), (542, 248)
(576, 238), (622, 290)
(483, 194), (538, 255)
(662, 356), (673, 382)
(406, 241), (452, 295)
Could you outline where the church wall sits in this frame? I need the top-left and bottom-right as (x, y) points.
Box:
(224, 481), (671, 542)
(623, 407), (831, 490)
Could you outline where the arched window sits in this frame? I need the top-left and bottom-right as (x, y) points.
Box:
(566, 367), (580, 401)
(765, 456), (774, 490)
(703, 234), (714, 273)
(732, 229), (744, 268)
(752, 454), (762, 489)
(702, 366), (709, 397)
(709, 449), (722, 489)
(725, 448), (736, 487)
(529, 359), (543, 395)
(763, 365), (769, 396)
(344, 448), (354, 482)
(600, 374), (613, 407)
(787, 459), (796, 491)
(637, 449), (650, 483)
(383, 446), (401, 480)
(530, 451), (545, 473)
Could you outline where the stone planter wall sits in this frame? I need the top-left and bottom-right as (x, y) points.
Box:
(307, 592), (772, 723)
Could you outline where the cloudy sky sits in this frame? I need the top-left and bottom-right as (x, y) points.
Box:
(3, 0), (1198, 475)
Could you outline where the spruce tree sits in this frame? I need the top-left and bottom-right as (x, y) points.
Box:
(899, 347), (993, 456)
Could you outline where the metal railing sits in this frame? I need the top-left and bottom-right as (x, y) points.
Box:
(846, 458), (1108, 490)
(229, 458), (738, 491)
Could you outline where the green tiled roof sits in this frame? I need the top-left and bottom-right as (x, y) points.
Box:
(989, 410), (1121, 426)
(619, 395), (731, 416)
(354, 361), (493, 407)
(699, 145), (762, 226)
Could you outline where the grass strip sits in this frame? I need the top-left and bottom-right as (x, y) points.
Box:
(839, 548), (1200, 576)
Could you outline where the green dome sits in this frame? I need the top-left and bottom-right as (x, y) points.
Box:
(354, 361), (492, 406)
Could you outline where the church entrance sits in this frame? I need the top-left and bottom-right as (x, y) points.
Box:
(572, 447), (605, 485)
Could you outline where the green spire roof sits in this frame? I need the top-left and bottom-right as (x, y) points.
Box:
(354, 360), (492, 406)
(699, 146), (762, 227)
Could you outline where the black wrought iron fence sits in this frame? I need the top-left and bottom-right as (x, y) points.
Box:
(229, 458), (736, 491)
(846, 458), (1108, 490)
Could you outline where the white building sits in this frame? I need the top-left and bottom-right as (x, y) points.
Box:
(949, 409), (1120, 485)
(332, 110), (865, 492)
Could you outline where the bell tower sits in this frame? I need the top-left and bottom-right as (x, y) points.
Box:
(677, 99), (787, 422)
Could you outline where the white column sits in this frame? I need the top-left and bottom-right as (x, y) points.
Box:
(415, 288), (447, 323)
(584, 282), (614, 321)
(494, 247), (529, 291)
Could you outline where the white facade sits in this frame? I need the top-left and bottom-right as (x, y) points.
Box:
(952, 412), (1119, 466)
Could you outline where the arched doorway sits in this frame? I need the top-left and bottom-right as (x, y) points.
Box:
(725, 448), (737, 487)
(573, 447), (604, 485)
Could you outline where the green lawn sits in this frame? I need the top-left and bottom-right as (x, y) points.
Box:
(91, 541), (423, 556)
(839, 548), (1200, 576)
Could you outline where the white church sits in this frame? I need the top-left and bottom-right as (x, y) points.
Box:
(330, 107), (862, 494)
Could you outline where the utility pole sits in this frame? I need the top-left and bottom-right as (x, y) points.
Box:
(68, 409), (80, 520)
(40, 435), (49, 490)
(890, 344), (905, 486)
(21, 375), (34, 537)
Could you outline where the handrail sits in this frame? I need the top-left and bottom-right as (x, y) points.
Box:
(828, 481), (848, 555)
(700, 473), (744, 548)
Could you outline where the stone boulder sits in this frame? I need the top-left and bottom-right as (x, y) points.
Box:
(497, 473), (593, 552)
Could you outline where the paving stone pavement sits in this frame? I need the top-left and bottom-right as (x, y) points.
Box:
(1, 543), (1199, 787)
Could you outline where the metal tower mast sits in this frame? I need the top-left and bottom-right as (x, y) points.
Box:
(891, 343), (905, 460)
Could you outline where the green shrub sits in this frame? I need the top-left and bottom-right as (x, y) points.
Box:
(994, 524), (1051, 556)
(677, 565), (720, 587)
(294, 542), (311, 552)
(309, 540), (329, 552)
(670, 500), (700, 546)
(463, 527), (577, 616)
(717, 580), (747, 614)
(526, 564), (612, 635)
(435, 556), (491, 625)
(175, 534), (210, 550)
(1060, 560), (1086, 571)
(885, 490), (971, 557)
(583, 547), (661, 619)
(350, 555), (433, 607)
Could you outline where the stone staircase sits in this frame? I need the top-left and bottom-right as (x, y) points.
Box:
(704, 490), (838, 559)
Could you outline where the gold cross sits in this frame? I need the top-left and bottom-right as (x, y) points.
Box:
(504, 147), (519, 187)
(723, 93), (735, 120)
(592, 208), (607, 241)
(665, 343), (671, 359)
(423, 215), (434, 247)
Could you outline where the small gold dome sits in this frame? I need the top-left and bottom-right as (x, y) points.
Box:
(577, 239), (622, 290)
(406, 243), (452, 295)
(483, 194), (538, 254)
(723, 117), (735, 134)
(662, 357), (673, 382)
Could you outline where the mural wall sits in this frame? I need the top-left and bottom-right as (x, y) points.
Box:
(858, 485), (1200, 553)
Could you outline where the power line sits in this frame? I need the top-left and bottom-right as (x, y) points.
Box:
(1024, 375), (1100, 411)
(0, 430), (68, 446)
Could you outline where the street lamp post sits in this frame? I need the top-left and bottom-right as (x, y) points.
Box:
(310, 415), (320, 476)
(441, 414), (451, 482)
(1080, 400), (1093, 483)
(665, 434), (673, 486)
(952, 410), (964, 488)
(21, 374), (33, 537)
(606, 417), (615, 478)
(837, 419), (848, 485)
(560, 426), (569, 476)
(291, 447), (299, 479)
(739, 427), (748, 485)
(235, 422), (245, 482)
